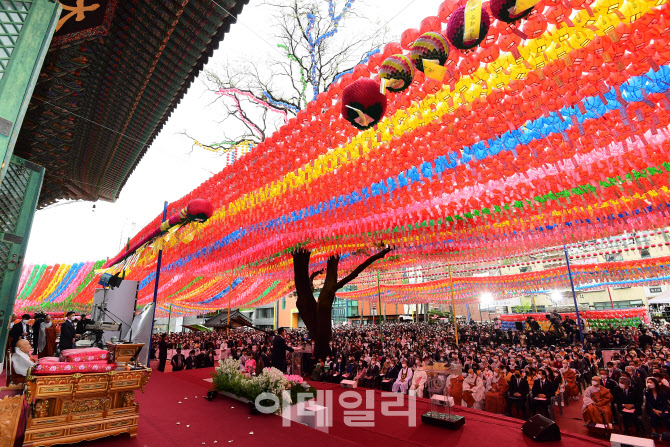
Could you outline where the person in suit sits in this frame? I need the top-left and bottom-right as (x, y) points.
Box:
(185, 350), (196, 370)
(31, 313), (43, 355)
(75, 314), (92, 336)
(638, 329), (654, 350)
(381, 360), (399, 391)
(645, 377), (670, 434)
(271, 328), (294, 373)
(606, 361), (622, 383)
(171, 348), (186, 372)
(531, 369), (555, 417)
(9, 314), (31, 349)
(361, 358), (380, 388)
(614, 377), (644, 435)
(508, 368), (530, 418)
(157, 333), (169, 372)
(58, 312), (77, 352)
(260, 346), (271, 370)
(599, 368), (618, 392)
(329, 356), (346, 383)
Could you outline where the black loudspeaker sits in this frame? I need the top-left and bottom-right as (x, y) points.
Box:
(515, 321), (524, 331)
(522, 415), (561, 442)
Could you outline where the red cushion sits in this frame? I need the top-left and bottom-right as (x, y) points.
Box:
(33, 360), (115, 375)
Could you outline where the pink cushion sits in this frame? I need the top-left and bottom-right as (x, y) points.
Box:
(60, 347), (104, 357)
(38, 357), (60, 363)
(33, 360), (116, 375)
(60, 347), (110, 363)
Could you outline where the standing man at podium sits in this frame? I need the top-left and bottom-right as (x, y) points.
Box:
(271, 328), (294, 373)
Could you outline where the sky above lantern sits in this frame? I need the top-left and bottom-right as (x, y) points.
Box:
(25, 0), (444, 265)
(15, 0), (670, 314)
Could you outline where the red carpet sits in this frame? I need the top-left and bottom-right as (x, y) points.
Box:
(311, 382), (609, 447)
(65, 365), (608, 447)
(71, 366), (360, 447)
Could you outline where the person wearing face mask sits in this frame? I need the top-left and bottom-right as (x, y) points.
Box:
(462, 369), (485, 410)
(508, 368), (529, 419)
(560, 361), (580, 401)
(381, 361), (399, 392)
(38, 315), (57, 358)
(531, 370), (555, 417)
(613, 377), (644, 436)
(446, 368), (464, 406)
(599, 368), (617, 392)
(606, 361), (622, 382)
(329, 356), (345, 383)
(392, 360), (413, 394)
(361, 359), (379, 388)
(409, 359), (427, 397)
(646, 377), (670, 434)
(485, 367), (509, 414)
(582, 375), (614, 427)
(9, 313), (32, 350)
(59, 311), (77, 351)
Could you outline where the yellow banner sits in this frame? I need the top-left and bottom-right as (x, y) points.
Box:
(512, 0), (541, 15)
(463, 0), (482, 44)
(423, 60), (447, 81)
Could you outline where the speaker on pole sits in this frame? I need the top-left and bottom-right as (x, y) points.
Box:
(515, 321), (524, 331)
(521, 415), (561, 442)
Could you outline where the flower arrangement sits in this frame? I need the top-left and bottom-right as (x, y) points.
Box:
(212, 359), (316, 414)
(283, 374), (303, 384)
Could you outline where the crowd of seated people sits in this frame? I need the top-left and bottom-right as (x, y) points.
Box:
(293, 320), (670, 440)
(145, 317), (670, 440)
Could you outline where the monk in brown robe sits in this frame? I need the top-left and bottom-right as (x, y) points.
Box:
(485, 368), (509, 414)
(583, 376), (614, 426)
(561, 361), (580, 401)
(38, 315), (57, 358)
(447, 373), (464, 406)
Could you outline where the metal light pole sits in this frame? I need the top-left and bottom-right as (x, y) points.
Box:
(448, 264), (459, 346)
(564, 245), (585, 348)
(167, 303), (173, 335)
(377, 272), (383, 343)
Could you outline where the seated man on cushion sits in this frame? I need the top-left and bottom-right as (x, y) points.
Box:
(12, 339), (36, 380)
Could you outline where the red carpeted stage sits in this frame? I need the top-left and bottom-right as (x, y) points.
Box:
(69, 366), (609, 447)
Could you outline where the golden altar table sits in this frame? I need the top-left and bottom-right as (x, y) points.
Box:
(21, 368), (151, 447)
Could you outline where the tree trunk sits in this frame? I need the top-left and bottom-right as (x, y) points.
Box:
(292, 246), (392, 360)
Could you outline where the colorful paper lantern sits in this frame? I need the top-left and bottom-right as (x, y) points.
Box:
(446, 4), (491, 50)
(410, 31), (450, 73)
(379, 54), (415, 93)
(489, 0), (535, 23)
(340, 78), (388, 129)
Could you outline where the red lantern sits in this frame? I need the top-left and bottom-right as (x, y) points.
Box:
(340, 78), (387, 130)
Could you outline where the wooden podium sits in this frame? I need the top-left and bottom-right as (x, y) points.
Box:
(22, 367), (151, 447)
(106, 343), (145, 367)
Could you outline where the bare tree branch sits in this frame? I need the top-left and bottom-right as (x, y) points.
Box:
(336, 247), (392, 290)
(191, 0), (388, 150)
